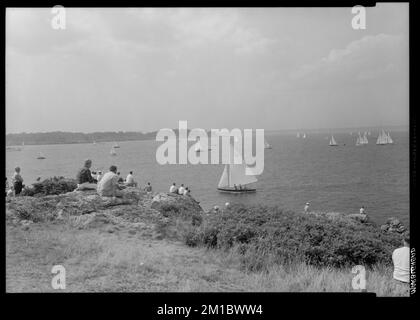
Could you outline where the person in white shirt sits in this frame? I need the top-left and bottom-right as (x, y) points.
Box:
(125, 171), (137, 187)
(169, 183), (177, 194)
(178, 184), (185, 195)
(97, 165), (123, 198)
(96, 171), (103, 182)
(304, 202), (310, 213)
(360, 206), (365, 214)
(183, 187), (190, 196)
(392, 233), (410, 284)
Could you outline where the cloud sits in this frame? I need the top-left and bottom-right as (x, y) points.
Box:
(290, 33), (407, 86)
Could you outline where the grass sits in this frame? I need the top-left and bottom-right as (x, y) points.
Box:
(6, 222), (409, 295)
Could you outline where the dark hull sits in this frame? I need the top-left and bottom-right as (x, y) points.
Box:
(217, 188), (256, 194)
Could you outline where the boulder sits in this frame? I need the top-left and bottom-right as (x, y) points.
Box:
(151, 192), (204, 214)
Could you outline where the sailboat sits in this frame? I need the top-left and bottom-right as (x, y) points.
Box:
(329, 135), (338, 146)
(302, 133), (306, 139)
(110, 147), (117, 156)
(37, 152), (46, 159)
(356, 132), (362, 146)
(386, 132), (394, 144)
(264, 140), (272, 149)
(376, 129), (389, 145)
(361, 132), (368, 144)
(217, 143), (257, 193)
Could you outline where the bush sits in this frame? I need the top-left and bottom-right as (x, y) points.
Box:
(21, 177), (77, 196)
(184, 204), (402, 271)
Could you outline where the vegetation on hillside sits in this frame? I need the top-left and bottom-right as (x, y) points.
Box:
(182, 204), (403, 271)
(21, 177), (78, 197)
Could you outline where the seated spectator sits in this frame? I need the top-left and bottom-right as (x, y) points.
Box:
(125, 171), (137, 187)
(96, 171), (103, 182)
(76, 159), (97, 190)
(97, 165), (124, 198)
(169, 183), (178, 194)
(178, 184), (185, 195)
(392, 232), (410, 284)
(117, 172), (124, 184)
(144, 182), (152, 193)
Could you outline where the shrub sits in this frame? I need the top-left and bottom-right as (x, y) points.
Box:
(185, 204), (402, 271)
(21, 177), (77, 196)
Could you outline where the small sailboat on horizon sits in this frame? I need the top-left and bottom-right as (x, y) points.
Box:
(329, 135), (338, 146)
(37, 152), (46, 159)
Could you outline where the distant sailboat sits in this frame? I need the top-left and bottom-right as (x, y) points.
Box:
(302, 133), (306, 139)
(387, 132), (394, 144)
(329, 135), (338, 146)
(376, 129), (390, 145)
(217, 143), (257, 193)
(264, 140), (272, 149)
(37, 152), (46, 159)
(110, 148), (117, 156)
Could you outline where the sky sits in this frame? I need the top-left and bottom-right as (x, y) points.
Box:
(6, 5), (409, 134)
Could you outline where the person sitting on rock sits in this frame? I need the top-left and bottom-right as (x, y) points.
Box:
(76, 159), (97, 190)
(169, 183), (178, 194)
(125, 171), (137, 187)
(183, 187), (190, 196)
(392, 232), (410, 286)
(144, 182), (152, 193)
(178, 184), (185, 195)
(304, 202), (310, 213)
(360, 206), (366, 214)
(117, 172), (124, 184)
(96, 171), (103, 182)
(97, 165), (124, 198)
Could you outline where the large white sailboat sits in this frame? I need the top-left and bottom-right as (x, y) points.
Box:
(356, 132), (368, 146)
(217, 143), (257, 193)
(329, 135), (338, 146)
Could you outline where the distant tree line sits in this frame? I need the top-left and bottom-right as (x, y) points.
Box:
(6, 131), (158, 146)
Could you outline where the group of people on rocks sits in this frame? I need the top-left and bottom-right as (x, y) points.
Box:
(169, 182), (191, 196)
(76, 159), (152, 197)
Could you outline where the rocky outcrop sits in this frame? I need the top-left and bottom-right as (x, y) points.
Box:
(380, 217), (407, 234)
(6, 188), (205, 235)
(151, 192), (204, 215)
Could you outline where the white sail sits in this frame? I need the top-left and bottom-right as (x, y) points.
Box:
(356, 132), (362, 146)
(387, 132), (393, 144)
(302, 133), (306, 139)
(329, 135), (337, 146)
(376, 130), (388, 145)
(218, 143), (258, 188)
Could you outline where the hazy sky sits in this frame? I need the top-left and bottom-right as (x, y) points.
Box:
(6, 5), (409, 133)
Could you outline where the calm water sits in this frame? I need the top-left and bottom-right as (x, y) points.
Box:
(6, 131), (409, 226)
